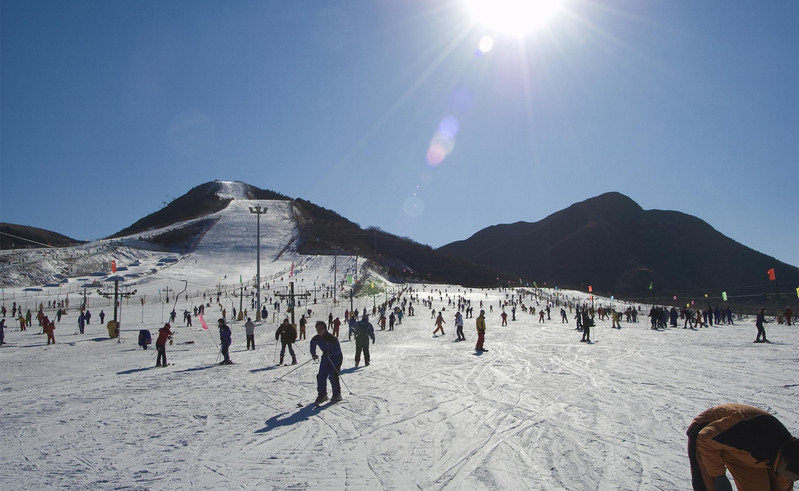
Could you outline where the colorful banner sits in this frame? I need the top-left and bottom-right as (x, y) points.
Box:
(198, 313), (209, 330)
(767, 268), (776, 281)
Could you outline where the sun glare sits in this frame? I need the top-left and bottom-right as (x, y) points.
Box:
(465, 0), (564, 36)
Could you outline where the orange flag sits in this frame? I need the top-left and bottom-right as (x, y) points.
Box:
(767, 268), (776, 281)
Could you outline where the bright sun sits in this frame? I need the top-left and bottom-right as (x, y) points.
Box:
(465, 0), (564, 36)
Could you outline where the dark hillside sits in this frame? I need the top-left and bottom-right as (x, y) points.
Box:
(440, 192), (799, 307)
(1, 223), (84, 249)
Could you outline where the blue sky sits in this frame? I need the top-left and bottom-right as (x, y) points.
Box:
(2, 0), (797, 267)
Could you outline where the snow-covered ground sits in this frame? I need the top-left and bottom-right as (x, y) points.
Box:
(1, 190), (797, 490)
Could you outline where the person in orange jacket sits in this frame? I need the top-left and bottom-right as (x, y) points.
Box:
(687, 403), (799, 490)
(43, 316), (56, 344)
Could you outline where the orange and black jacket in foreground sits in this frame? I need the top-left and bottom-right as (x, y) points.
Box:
(687, 403), (793, 491)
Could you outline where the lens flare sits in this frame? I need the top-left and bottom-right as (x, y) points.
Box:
(478, 35), (494, 53)
(402, 195), (424, 218)
(426, 115), (460, 167)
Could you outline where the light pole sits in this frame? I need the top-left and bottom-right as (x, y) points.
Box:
(249, 205), (268, 321)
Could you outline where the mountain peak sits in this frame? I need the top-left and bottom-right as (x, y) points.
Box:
(573, 192), (643, 218)
(112, 181), (290, 238)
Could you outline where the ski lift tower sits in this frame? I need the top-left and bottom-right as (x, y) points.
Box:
(98, 275), (137, 343)
(274, 282), (311, 327)
(249, 205), (267, 321)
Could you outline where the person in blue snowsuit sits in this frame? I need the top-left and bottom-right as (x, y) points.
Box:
(347, 316), (357, 340)
(310, 321), (342, 404)
(218, 318), (232, 364)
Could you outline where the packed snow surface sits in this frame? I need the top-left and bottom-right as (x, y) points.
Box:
(3, 291), (797, 490)
(1, 198), (797, 490)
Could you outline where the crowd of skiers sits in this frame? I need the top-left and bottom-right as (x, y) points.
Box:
(3, 287), (796, 404)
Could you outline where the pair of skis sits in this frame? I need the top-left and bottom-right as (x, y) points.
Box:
(296, 397), (342, 408)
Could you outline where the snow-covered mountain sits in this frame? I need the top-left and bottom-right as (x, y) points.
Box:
(1, 180), (504, 289)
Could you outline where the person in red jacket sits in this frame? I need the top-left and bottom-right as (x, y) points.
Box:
(155, 323), (173, 367)
(687, 403), (799, 490)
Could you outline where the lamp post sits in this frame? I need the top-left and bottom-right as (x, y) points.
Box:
(249, 205), (268, 321)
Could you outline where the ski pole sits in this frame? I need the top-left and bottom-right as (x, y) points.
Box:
(234, 337), (246, 352)
(274, 358), (313, 381)
(325, 354), (351, 395)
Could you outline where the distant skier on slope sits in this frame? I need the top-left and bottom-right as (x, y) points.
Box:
(275, 318), (297, 365)
(352, 315), (375, 367)
(455, 311), (465, 341)
(43, 316), (56, 345)
(155, 323), (172, 367)
(433, 312), (446, 336)
(310, 321), (342, 405)
(218, 318), (232, 364)
(245, 317), (256, 350)
(580, 308), (593, 343)
(754, 307), (769, 343)
(475, 309), (487, 352)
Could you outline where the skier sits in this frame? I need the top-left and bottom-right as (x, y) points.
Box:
(754, 307), (769, 343)
(455, 311), (465, 341)
(299, 315), (307, 340)
(353, 315), (375, 367)
(475, 309), (487, 352)
(580, 309), (593, 343)
(155, 323), (172, 367)
(433, 312), (446, 336)
(275, 318), (297, 365)
(611, 310), (622, 329)
(43, 316), (56, 344)
(310, 321), (343, 405)
(244, 317), (256, 350)
(332, 316), (341, 338)
(0, 318), (6, 345)
(138, 329), (152, 350)
(687, 403), (799, 490)
(218, 318), (232, 364)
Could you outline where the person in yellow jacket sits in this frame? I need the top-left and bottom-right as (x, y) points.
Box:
(475, 310), (487, 352)
(687, 403), (799, 490)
